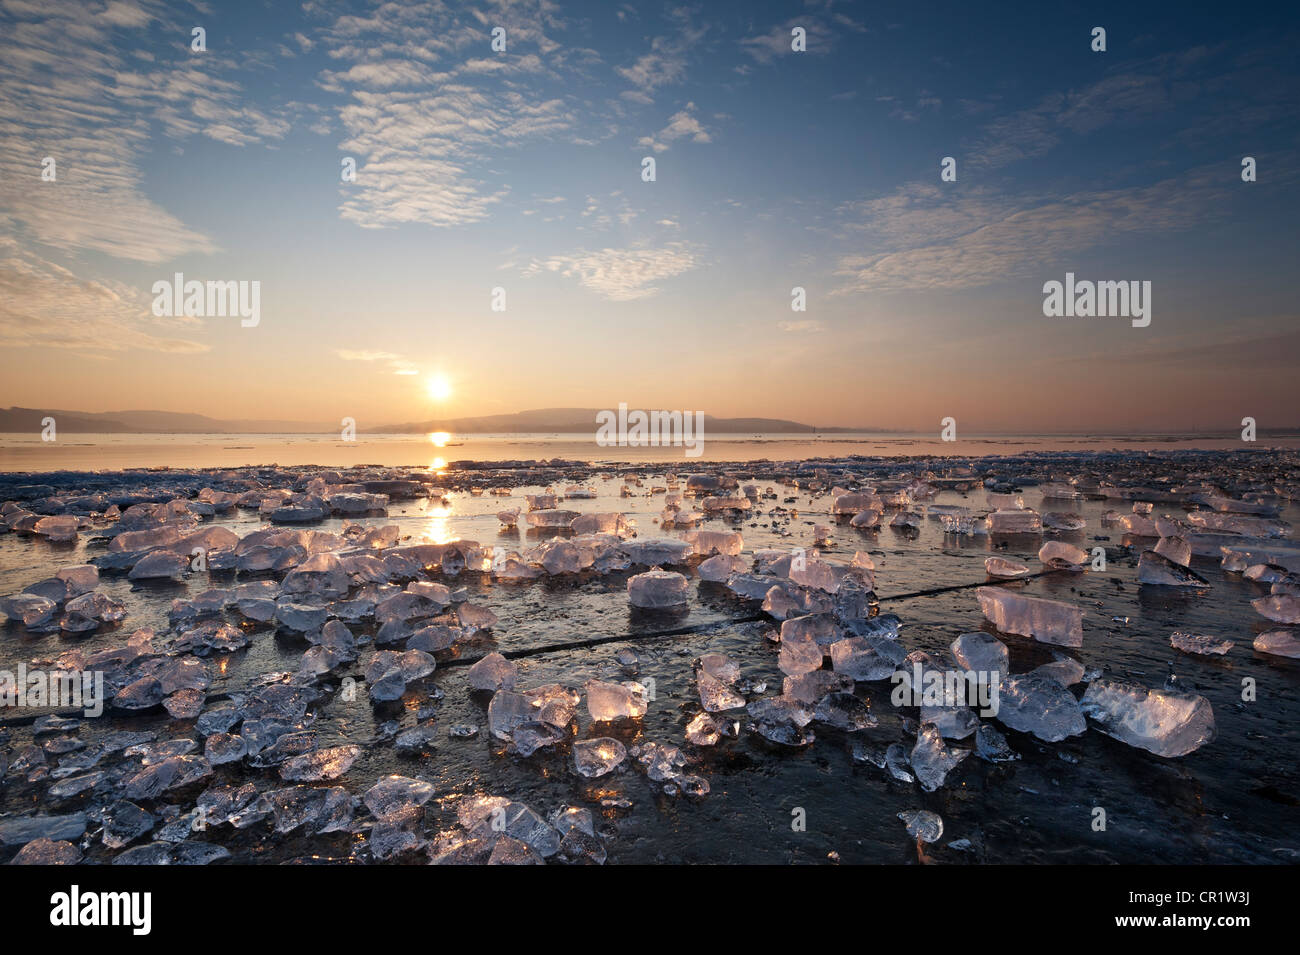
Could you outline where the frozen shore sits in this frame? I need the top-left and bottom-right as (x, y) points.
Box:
(1, 449), (1297, 864)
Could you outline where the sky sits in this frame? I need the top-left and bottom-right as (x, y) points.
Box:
(1, 0), (1298, 433)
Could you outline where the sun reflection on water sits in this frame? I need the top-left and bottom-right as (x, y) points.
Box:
(423, 501), (454, 544)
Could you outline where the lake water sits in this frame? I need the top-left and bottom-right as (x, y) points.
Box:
(2, 431), (1295, 472)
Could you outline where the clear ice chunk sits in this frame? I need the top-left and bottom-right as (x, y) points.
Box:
(994, 674), (1086, 742)
(627, 569), (690, 608)
(897, 809), (943, 843)
(910, 724), (969, 792)
(1080, 678), (1215, 757)
(466, 652), (517, 692)
(585, 680), (649, 721)
(1253, 630), (1300, 658)
(977, 587), (1083, 648)
(572, 738), (627, 777)
(1138, 551), (1209, 587)
(1170, 631), (1234, 656)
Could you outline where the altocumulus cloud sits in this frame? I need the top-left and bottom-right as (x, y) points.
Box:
(316, 0), (584, 229)
(0, 241), (209, 355)
(524, 244), (699, 301)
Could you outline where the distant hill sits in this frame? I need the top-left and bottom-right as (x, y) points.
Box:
(0, 405), (869, 435)
(371, 408), (864, 434)
(0, 407), (332, 434)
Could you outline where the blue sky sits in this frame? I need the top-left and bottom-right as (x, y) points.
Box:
(1, 0), (1297, 431)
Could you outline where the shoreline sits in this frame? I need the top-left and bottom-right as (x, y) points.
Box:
(2, 433), (1298, 474)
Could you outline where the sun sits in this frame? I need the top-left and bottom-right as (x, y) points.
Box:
(426, 374), (452, 401)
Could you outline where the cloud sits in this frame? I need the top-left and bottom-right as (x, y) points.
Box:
(316, 1), (583, 229)
(963, 51), (1282, 170)
(100, 1), (152, 28)
(0, 240), (207, 354)
(577, 192), (641, 230)
(740, 18), (834, 63)
(524, 244), (699, 300)
(0, 0), (288, 262)
(833, 169), (1244, 294)
(617, 40), (688, 99)
(335, 349), (418, 375)
(615, 9), (705, 103)
(778, 320), (824, 333)
(638, 102), (711, 152)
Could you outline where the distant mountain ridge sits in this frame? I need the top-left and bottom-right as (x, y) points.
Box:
(374, 408), (863, 434)
(0, 406), (867, 434)
(0, 407), (335, 434)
